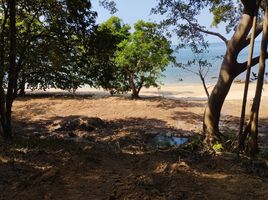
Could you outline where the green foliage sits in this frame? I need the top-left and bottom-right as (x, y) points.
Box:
(212, 143), (224, 152)
(88, 17), (174, 97)
(211, 5), (233, 27)
(98, 0), (117, 14)
(114, 20), (175, 97)
(11, 0), (97, 93)
(209, 0), (241, 32)
(152, 0), (242, 50)
(89, 16), (131, 93)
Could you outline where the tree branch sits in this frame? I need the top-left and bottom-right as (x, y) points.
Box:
(177, 8), (229, 45)
(236, 52), (268, 75)
(246, 21), (263, 40)
(17, 5), (44, 67)
(240, 22), (263, 51)
(194, 26), (229, 45)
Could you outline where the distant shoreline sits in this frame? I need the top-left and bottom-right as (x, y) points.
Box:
(23, 82), (268, 101)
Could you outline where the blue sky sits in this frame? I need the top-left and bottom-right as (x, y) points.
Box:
(91, 0), (231, 44)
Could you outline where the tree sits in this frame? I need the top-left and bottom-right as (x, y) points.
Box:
(0, 0), (9, 138)
(0, 0), (97, 139)
(242, 5), (268, 155)
(0, 0), (16, 139)
(2, 0), (16, 139)
(238, 2), (260, 152)
(99, 0), (117, 14)
(180, 55), (211, 99)
(89, 16), (131, 93)
(153, 0), (268, 153)
(115, 20), (175, 98)
(16, 0), (97, 93)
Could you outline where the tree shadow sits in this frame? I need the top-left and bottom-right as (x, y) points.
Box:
(171, 111), (203, 121)
(2, 114), (268, 199)
(13, 115), (197, 150)
(218, 114), (268, 154)
(3, 96), (268, 199)
(141, 90), (195, 95)
(15, 92), (95, 102)
(137, 96), (205, 109)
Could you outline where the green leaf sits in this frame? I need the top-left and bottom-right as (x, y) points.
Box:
(212, 143), (224, 152)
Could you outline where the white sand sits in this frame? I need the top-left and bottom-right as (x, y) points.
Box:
(140, 82), (268, 100)
(26, 82), (268, 101)
(23, 82), (268, 119)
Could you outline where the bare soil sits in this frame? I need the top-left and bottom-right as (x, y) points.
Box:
(1, 94), (268, 200)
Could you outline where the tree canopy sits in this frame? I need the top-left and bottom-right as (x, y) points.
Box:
(153, 0), (268, 155)
(1, 0), (267, 157)
(0, 0), (97, 138)
(89, 16), (131, 93)
(0, 1), (175, 138)
(115, 20), (175, 98)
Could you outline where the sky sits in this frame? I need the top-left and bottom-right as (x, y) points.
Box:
(91, 0), (231, 44)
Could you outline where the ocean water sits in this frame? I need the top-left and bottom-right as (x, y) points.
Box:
(162, 41), (264, 84)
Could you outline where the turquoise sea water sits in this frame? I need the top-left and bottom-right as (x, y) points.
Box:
(162, 41), (264, 84)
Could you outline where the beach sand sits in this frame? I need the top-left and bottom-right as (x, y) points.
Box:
(14, 82), (268, 143)
(140, 82), (268, 118)
(2, 82), (268, 199)
(29, 82), (268, 118)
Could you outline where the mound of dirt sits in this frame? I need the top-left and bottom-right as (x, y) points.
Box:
(56, 117), (105, 132)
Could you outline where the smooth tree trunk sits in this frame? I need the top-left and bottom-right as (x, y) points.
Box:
(203, 6), (256, 146)
(243, 6), (268, 156)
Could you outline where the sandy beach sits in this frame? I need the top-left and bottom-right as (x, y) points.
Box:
(27, 82), (268, 118)
(3, 0), (268, 198)
(30, 82), (268, 100)
(141, 82), (268, 101)
(16, 82), (268, 139)
(140, 82), (268, 118)
(1, 82), (268, 199)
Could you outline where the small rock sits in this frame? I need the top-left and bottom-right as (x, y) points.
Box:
(169, 161), (190, 173)
(86, 117), (105, 128)
(0, 156), (10, 164)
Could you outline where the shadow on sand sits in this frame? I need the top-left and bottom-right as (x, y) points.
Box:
(1, 95), (268, 199)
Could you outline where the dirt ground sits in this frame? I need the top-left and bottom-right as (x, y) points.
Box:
(1, 94), (268, 200)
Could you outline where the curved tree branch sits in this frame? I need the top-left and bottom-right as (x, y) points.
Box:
(170, 2), (229, 45)
(175, 6), (229, 45)
(246, 22), (263, 41)
(236, 52), (268, 75)
(194, 26), (229, 45)
(181, 15), (229, 45)
(240, 21), (263, 50)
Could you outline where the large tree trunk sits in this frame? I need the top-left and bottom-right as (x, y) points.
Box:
(4, 0), (16, 139)
(203, 10), (255, 145)
(243, 6), (268, 156)
(203, 59), (236, 145)
(0, 2), (8, 137)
